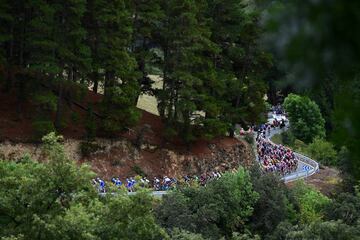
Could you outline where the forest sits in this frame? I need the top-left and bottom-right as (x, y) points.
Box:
(0, 0), (270, 142)
(0, 0), (360, 239)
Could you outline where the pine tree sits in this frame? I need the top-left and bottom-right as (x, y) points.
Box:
(157, 0), (220, 142)
(130, 0), (164, 100)
(0, 0), (13, 64)
(93, 0), (140, 135)
(52, 0), (90, 130)
(83, 0), (101, 93)
(207, 0), (271, 136)
(28, 0), (90, 131)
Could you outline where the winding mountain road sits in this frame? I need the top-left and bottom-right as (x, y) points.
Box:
(124, 115), (319, 196)
(264, 117), (319, 183)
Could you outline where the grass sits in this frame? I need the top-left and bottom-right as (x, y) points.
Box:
(270, 133), (283, 145)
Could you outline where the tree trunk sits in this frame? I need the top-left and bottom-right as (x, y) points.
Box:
(92, 72), (98, 93)
(104, 70), (115, 97)
(229, 125), (235, 138)
(55, 81), (63, 130)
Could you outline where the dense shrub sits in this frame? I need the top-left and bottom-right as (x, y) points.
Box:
(244, 133), (254, 145)
(80, 141), (104, 157)
(33, 91), (57, 112)
(281, 130), (295, 146)
(32, 90), (57, 139)
(101, 85), (141, 137)
(293, 139), (306, 152)
(304, 138), (338, 166)
(325, 191), (360, 225)
(201, 119), (228, 140)
(85, 107), (97, 140)
(131, 165), (146, 176)
(155, 168), (259, 239)
(284, 94), (326, 143)
(169, 229), (204, 240)
(249, 167), (294, 236)
(270, 220), (360, 240)
(32, 120), (56, 139)
(291, 181), (331, 224)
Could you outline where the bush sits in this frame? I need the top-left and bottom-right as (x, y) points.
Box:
(244, 133), (254, 145)
(32, 120), (56, 139)
(281, 131), (295, 146)
(325, 191), (360, 225)
(201, 119), (228, 140)
(249, 166), (292, 235)
(80, 141), (104, 157)
(155, 168), (259, 239)
(304, 138), (338, 166)
(101, 85), (141, 137)
(293, 139), (307, 152)
(265, 101), (272, 112)
(291, 181), (331, 224)
(33, 91), (57, 112)
(163, 126), (178, 141)
(169, 229), (204, 240)
(284, 94), (326, 143)
(85, 107), (97, 140)
(131, 165), (146, 176)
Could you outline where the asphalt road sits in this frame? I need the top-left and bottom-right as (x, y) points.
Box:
(264, 119), (318, 183)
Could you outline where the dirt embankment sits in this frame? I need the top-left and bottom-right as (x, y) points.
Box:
(0, 136), (254, 179)
(0, 86), (254, 179)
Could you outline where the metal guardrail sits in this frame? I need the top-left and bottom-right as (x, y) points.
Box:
(282, 152), (319, 183)
(255, 122), (319, 183)
(102, 121), (320, 196)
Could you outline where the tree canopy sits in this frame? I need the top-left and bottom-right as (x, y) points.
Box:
(284, 93), (325, 143)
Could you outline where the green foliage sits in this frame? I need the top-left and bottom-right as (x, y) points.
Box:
(94, 191), (168, 240)
(270, 133), (282, 145)
(0, 132), (96, 238)
(169, 229), (204, 240)
(304, 137), (338, 166)
(286, 220), (360, 240)
(101, 85), (141, 136)
(32, 90), (57, 139)
(70, 112), (80, 124)
(80, 141), (104, 158)
(325, 191), (360, 225)
(84, 107), (97, 140)
(33, 91), (57, 112)
(32, 120), (56, 139)
(163, 126), (178, 141)
(284, 94), (326, 143)
(231, 231), (261, 240)
(293, 139), (306, 152)
(249, 167), (294, 236)
(131, 165), (146, 177)
(0, 0), (273, 144)
(156, 168), (259, 239)
(130, 0), (164, 96)
(0, 133), (167, 239)
(291, 181), (331, 224)
(266, 0), (360, 180)
(270, 220), (360, 240)
(244, 133), (254, 145)
(281, 130), (295, 146)
(264, 101), (272, 112)
(201, 119), (228, 140)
